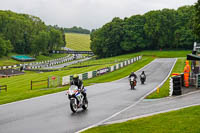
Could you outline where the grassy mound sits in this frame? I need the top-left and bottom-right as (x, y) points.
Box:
(65, 33), (91, 51)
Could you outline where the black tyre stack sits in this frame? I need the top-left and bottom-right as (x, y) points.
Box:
(197, 74), (200, 88)
(180, 73), (184, 87)
(172, 76), (182, 95)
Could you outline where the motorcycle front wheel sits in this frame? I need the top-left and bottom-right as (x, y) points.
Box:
(70, 99), (78, 113)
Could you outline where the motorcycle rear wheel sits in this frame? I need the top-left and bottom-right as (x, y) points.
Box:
(82, 97), (88, 110)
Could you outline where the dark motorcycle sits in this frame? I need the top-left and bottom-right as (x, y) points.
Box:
(140, 74), (146, 84)
(129, 76), (137, 89)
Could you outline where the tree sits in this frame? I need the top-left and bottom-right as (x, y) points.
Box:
(0, 35), (13, 57)
(0, 10), (64, 56)
(194, 0), (200, 40)
(90, 17), (124, 57)
(64, 26), (90, 34)
(48, 28), (64, 51)
(144, 9), (177, 49)
(121, 15), (148, 52)
(32, 31), (49, 56)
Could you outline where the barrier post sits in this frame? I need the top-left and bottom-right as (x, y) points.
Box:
(157, 87), (159, 94)
(31, 80), (32, 90)
(47, 78), (49, 88)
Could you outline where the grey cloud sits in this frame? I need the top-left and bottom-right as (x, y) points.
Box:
(0, 0), (197, 29)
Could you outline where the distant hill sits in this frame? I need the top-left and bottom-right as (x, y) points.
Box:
(65, 33), (91, 51)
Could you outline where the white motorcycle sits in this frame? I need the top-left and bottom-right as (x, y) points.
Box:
(66, 85), (88, 113)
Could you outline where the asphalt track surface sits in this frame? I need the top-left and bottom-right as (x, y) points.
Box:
(44, 57), (91, 69)
(104, 90), (200, 125)
(0, 58), (176, 133)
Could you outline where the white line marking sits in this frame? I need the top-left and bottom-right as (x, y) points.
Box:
(76, 58), (177, 133)
(103, 103), (200, 125)
(147, 89), (200, 102)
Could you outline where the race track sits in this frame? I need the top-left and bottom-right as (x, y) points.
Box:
(0, 58), (176, 133)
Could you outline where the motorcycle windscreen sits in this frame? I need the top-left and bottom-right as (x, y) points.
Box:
(130, 77), (135, 81)
(69, 85), (78, 95)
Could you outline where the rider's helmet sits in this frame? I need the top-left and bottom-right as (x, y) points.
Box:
(142, 71), (145, 74)
(73, 74), (79, 83)
(73, 74), (79, 79)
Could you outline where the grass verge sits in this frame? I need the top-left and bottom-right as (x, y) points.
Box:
(0, 50), (190, 104)
(0, 56), (153, 105)
(146, 58), (186, 99)
(84, 57), (154, 85)
(139, 50), (191, 58)
(83, 105), (200, 133)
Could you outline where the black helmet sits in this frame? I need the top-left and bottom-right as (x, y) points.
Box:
(142, 71), (145, 74)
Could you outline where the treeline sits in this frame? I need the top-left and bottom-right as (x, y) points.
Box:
(0, 10), (65, 57)
(64, 26), (90, 34)
(194, 0), (200, 39)
(90, 5), (200, 58)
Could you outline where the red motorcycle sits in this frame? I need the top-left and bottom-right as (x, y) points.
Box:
(129, 76), (137, 90)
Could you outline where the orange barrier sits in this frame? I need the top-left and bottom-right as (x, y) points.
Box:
(172, 73), (180, 76)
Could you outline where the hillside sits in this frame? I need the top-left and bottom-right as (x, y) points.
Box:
(65, 33), (91, 51)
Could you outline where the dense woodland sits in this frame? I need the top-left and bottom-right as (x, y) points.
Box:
(91, 5), (200, 58)
(0, 10), (66, 57)
(64, 26), (90, 34)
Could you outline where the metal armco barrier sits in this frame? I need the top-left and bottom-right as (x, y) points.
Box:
(62, 56), (142, 85)
(82, 73), (88, 80)
(0, 55), (72, 70)
(50, 50), (94, 55)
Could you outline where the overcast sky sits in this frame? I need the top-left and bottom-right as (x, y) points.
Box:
(0, 0), (197, 30)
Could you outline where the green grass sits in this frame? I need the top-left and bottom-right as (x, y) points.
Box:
(66, 50), (190, 68)
(139, 50), (191, 58)
(84, 57), (154, 85)
(65, 33), (91, 51)
(83, 105), (200, 133)
(69, 53), (140, 68)
(0, 50), (190, 104)
(0, 53), (68, 66)
(147, 58), (186, 99)
(0, 53), (147, 104)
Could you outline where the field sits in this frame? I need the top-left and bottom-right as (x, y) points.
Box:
(0, 52), (149, 105)
(83, 105), (200, 133)
(65, 33), (91, 51)
(0, 50), (190, 104)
